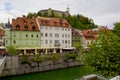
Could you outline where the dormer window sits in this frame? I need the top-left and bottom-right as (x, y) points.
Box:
(16, 24), (20, 29)
(24, 25), (28, 30)
(32, 26), (35, 30)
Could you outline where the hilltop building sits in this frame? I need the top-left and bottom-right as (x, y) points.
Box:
(39, 7), (70, 17)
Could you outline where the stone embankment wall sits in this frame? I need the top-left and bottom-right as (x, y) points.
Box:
(0, 55), (81, 77)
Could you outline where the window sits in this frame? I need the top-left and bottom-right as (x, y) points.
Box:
(45, 33), (48, 37)
(62, 40), (64, 44)
(68, 28), (70, 31)
(65, 28), (67, 31)
(16, 24), (20, 29)
(62, 34), (64, 38)
(68, 40), (70, 44)
(50, 33), (52, 37)
(45, 40), (48, 44)
(26, 34), (28, 37)
(50, 40), (52, 44)
(68, 34), (70, 38)
(13, 40), (16, 44)
(31, 34), (33, 37)
(65, 40), (67, 44)
(36, 34), (39, 38)
(55, 34), (59, 37)
(41, 33), (43, 37)
(65, 34), (67, 38)
(32, 26), (35, 30)
(55, 27), (59, 30)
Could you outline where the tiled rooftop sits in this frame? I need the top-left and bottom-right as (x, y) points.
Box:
(12, 17), (39, 31)
(37, 17), (71, 28)
(0, 28), (4, 36)
(81, 29), (98, 40)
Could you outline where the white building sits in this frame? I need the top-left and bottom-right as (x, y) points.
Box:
(36, 17), (72, 53)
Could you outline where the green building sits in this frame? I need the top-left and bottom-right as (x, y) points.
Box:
(5, 17), (40, 54)
(72, 28), (83, 47)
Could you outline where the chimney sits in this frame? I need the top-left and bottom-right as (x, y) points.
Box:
(23, 15), (26, 18)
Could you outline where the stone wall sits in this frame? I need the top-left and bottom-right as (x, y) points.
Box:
(0, 55), (81, 77)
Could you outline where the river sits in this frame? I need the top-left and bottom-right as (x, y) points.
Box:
(0, 66), (90, 80)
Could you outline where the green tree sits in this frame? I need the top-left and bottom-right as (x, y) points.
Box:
(50, 10), (55, 17)
(26, 11), (97, 30)
(7, 46), (17, 55)
(34, 54), (42, 67)
(27, 12), (34, 18)
(84, 30), (120, 78)
(51, 54), (61, 68)
(114, 22), (120, 37)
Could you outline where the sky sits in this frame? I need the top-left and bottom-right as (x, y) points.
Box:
(0, 0), (120, 29)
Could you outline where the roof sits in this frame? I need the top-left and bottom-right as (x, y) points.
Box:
(81, 29), (98, 40)
(72, 28), (82, 36)
(0, 28), (5, 36)
(12, 17), (39, 31)
(37, 17), (71, 28)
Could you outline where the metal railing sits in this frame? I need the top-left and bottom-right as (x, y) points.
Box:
(0, 56), (6, 74)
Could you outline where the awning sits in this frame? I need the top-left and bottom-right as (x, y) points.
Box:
(0, 46), (5, 49)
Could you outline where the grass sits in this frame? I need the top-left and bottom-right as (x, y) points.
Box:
(1, 66), (92, 80)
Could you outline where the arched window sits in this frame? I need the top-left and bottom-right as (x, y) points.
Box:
(16, 24), (20, 29)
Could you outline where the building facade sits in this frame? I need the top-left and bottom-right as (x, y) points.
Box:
(72, 28), (83, 47)
(0, 26), (5, 54)
(5, 17), (40, 54)
(36, 17), (72, 53)
(5, 16), (72, 54)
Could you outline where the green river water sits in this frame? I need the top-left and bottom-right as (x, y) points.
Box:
(0, 66), (91, 80)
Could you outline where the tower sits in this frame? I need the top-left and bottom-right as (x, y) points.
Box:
(66, 5), (70, 13)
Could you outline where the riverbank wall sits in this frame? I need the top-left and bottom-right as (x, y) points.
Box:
(0, 55), (82, 77)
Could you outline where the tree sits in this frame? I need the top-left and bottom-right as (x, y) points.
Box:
(84, 30), (120, 78)
(114, 22), (120, 37)
(34, 54), (42, 67)
(7, 46), (17, 55)
(51, 54), (61, 68)
(50, 10), (55, 17)
(27, 12), (34, 18)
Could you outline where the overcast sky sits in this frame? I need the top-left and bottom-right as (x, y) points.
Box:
(0, 0), (120, 29)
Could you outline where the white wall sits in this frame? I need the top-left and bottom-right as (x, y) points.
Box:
(40, 26), (72, 49)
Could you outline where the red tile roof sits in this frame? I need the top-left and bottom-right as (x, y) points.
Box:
(81, 29), (98, 40)
(0, 28), (4, 36)
(12, 17), (39, 31)
(37, 17), (71, 28)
